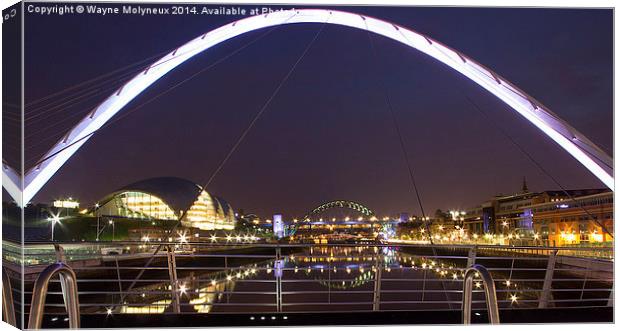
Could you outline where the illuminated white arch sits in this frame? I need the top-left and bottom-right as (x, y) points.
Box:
(6, 9), (613, 205)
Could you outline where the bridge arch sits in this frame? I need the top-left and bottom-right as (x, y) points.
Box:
(8, 9), (613, 205)
(303, 200), (375, 221)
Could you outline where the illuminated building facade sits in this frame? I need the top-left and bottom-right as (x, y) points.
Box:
(183, 190), (235, 231)
(52, 198), (80, 209)
(464, 185), (612, 245)
(531, 191), (613, 246)
(96, 191), (177, 220)
(94, 177), (235, 230)
(464, 180), (535, 236)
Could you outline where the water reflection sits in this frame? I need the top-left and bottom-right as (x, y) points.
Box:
(108, 245), (533, 315)
(115, 263), (259, 314)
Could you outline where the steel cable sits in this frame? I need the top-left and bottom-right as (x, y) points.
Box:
(463, 95), (613, 238)
(118, 12), (327, 302)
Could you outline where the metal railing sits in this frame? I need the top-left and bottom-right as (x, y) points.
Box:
(462, 264), (499, 324)
(1, 241), (613, 326)
(28, 262), (80, 329)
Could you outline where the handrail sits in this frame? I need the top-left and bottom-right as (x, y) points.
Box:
(5, 242), (609, 319)
(2, 268), (16, 327)
(28, 262), (80, 329)
(5, 239), (615, 251)
(462, 264), (500, 324)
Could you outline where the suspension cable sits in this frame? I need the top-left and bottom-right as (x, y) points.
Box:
(25, 71), (137, 122)
(200, 24), (327, 191)
(121, 14), (327, 301)
(362, 26), (467, 312)
(463, 95), (613, 238)
(363, 28), (433, 244)
(173, 20), (327, 232)
(27, 25), (286, 171)
(25, 43), (216, 121)
(25, 34), (270, 146)
(24, 86), (120, 140)
(24, 49), (171, 109)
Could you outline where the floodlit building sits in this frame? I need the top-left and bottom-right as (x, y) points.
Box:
(531, 190), (613, 246)
(464, 180), (536, 236)
(52, 198), (80, 209)
(94, 177), (235, 230)
(463, 181), (613, 246)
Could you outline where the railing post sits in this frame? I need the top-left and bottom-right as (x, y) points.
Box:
(467, 246), (477, 266)
(462, 264), (500, 325)
(579, 259), (593, 301)
(28, 262), (80, 329)
(166, 245), (181, 314)
(372, 251), (382, 311)
(114, 256), (124, 305)
(275, 246), (283, 312)
(2, 268), (16, 327)
(538, 249), (557, 308)
(54, 244), (66, 262)
(328, 258), (332, 304)
(54, 245), (71, 315)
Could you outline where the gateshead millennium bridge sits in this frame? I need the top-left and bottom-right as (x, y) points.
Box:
(2, 8), (613, 329)
(2, 10), (613, 206)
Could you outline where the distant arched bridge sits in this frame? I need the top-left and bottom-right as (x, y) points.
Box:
(302, 200), (375, 221)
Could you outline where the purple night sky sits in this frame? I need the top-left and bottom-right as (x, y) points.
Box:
(9, 4), (613, 218)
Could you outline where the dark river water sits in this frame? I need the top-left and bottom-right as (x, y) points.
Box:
(38, 245), (538, 315)
(12, 243), (610, 324)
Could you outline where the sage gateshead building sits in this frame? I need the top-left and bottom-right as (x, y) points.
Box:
(93, 177), (235, 230)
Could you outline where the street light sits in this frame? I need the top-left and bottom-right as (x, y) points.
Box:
(177, 231), (188, 244)
(95, 203), (100, 241)
(47, 211), (61, 241)
(108, 219), (115, 241)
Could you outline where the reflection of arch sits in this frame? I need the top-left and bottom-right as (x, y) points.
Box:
(316, 270), (375, 290)
(303, 200), (375, 221)
(8, 9), (613, 206)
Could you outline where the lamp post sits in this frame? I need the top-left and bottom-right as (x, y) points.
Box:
(108, 219), (115, 241)
(95, 203), (100, 241)
(47, 212), (61, 241)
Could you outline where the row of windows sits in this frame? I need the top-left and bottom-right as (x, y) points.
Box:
(537, 213), (613, 223)
(466, 194), (612, 218)
(532, 196), (613, 213)
(94, 192), (177, 220)
(97, 191), (236, 231)
(183, 191), (235, 231)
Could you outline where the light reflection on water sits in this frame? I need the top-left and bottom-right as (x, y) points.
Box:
(113, 246), (516, 314)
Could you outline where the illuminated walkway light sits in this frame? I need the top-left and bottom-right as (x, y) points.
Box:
(6, 9), (612, 206)
(177, 231), (188, 243)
